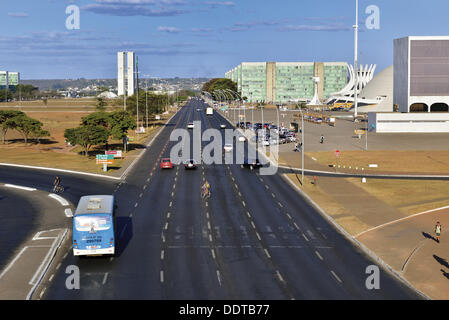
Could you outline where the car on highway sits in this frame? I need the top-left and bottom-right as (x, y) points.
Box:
(187, 123), (195, 129)
(184, 159), (198, 170)
(160, 158), (174, 169)
(242, 158), (263, 170)
(224, 144), (233, 152)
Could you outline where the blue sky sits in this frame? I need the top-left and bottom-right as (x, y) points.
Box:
(1, 0), (448, 79)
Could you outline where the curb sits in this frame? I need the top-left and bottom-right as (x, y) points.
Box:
(281, 173), (431, 300)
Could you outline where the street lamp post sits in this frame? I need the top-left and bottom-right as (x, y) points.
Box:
(353, 0), (359, 120)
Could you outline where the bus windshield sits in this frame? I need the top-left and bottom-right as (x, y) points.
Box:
(75, 215), (112, 233)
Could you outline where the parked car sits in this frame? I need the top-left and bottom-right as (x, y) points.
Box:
(279, 135), (287, 144)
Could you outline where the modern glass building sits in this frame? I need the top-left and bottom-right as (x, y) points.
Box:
(0, 71), (20, 91)
(225, 62), (348, 103)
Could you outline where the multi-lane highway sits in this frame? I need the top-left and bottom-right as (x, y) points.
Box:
(0, 98), (422, 299)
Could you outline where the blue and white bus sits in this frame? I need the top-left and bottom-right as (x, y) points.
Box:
(73, 195), (116, 256)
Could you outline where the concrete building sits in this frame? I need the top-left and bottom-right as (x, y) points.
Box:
(117, 51), (135, 96)
(369, 36), (449, 133)
(394, 36), (449, 113)
(0, 71), (20, 90)
(225, 62), (348, 104)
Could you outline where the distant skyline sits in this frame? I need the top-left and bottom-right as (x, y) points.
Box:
(1, 0), (448, 79)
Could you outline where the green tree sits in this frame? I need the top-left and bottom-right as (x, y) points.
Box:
(96, 97), (107, 112)
(108, 111), (136, 151)
(81, 112), (110, 129)
(4, 115), (46, 145)
(202, 78), (238, 100)
(0, 110), (25, 144)
(64, 125), (109, 157)
(31, 128), (50, 152)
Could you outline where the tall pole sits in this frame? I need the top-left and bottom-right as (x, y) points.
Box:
(301, 109), (304, 185)
(136, 56), (139, 131)
(353, 0), (359, 120)
(146, 79), (148, 129)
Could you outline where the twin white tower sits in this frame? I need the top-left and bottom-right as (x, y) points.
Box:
(117, 51), (136, 96)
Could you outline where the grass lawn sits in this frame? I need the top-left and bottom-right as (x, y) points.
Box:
(0, 108), (176, 175)
(346, 178), (449, 216)
(285, 173), (371, 235)
(307, 150), (449, 175)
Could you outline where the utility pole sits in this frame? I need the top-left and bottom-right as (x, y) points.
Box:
(353, 0), (359, 120)
(136, 56), (139, 131)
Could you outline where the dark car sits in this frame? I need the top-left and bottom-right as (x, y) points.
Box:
(242, 158), (263, 170)
(279, 135), (287, 144)
(184, 159), (198, 170)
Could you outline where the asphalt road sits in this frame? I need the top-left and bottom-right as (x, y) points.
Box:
(0, 98), (422, 300)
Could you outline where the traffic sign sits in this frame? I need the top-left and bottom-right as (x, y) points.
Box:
(96, 154), (114, 165)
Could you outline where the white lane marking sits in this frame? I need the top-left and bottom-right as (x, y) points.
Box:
(39, 288), (46, 299)
(169, 202), (173, 207)
(206, 212), (210, 219)
(160, 271), (164, 283)
(161, 233), (166, 243)
(139, 193), (143, 198)
(161, 250), (165, 260)
(264, 249), (272, 259)
(209, 234), (213, 243)
(276, 271), (285, 283)
(49, 274), (54, 282)
(331, 271), (343, 283)
(102, 273), (109, 285)
(251, 221), (256, 229)
(143, 185), (147, 190)
(286, 213), (292, 220)
(242, 201), (246, 207)
(271, 193), (276, 198)
(56, 263), (61, 271)
(216, 270), (222, 286)
(134, 203), (139, 208)
(164, 223), (169, 231)
(278, 202), (283, 208)
(294, 223), (300, 231)
(207, 222), (212, 230)
(256, 232), (262, 241)
(265, 185), (269, 189)
(48, 194), (69, 206)
(211, 249), (216, 260)
(315, 251), (324, 261)
(167, 212), (171, 219)
(302, 233), (309, 242)
(246, 212), (251, 218)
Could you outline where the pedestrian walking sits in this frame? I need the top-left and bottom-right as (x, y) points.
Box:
(435, 222), (442, 243)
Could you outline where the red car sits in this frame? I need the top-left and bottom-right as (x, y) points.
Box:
(160, 158), (174, 169)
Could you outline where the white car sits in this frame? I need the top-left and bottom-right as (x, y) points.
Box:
(224, 144), (233, 152)
(262, 140), (270, 146)
(220, 124), (226, 129)
(187, 123), (194, 129)
(238, 136), (246, 142)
